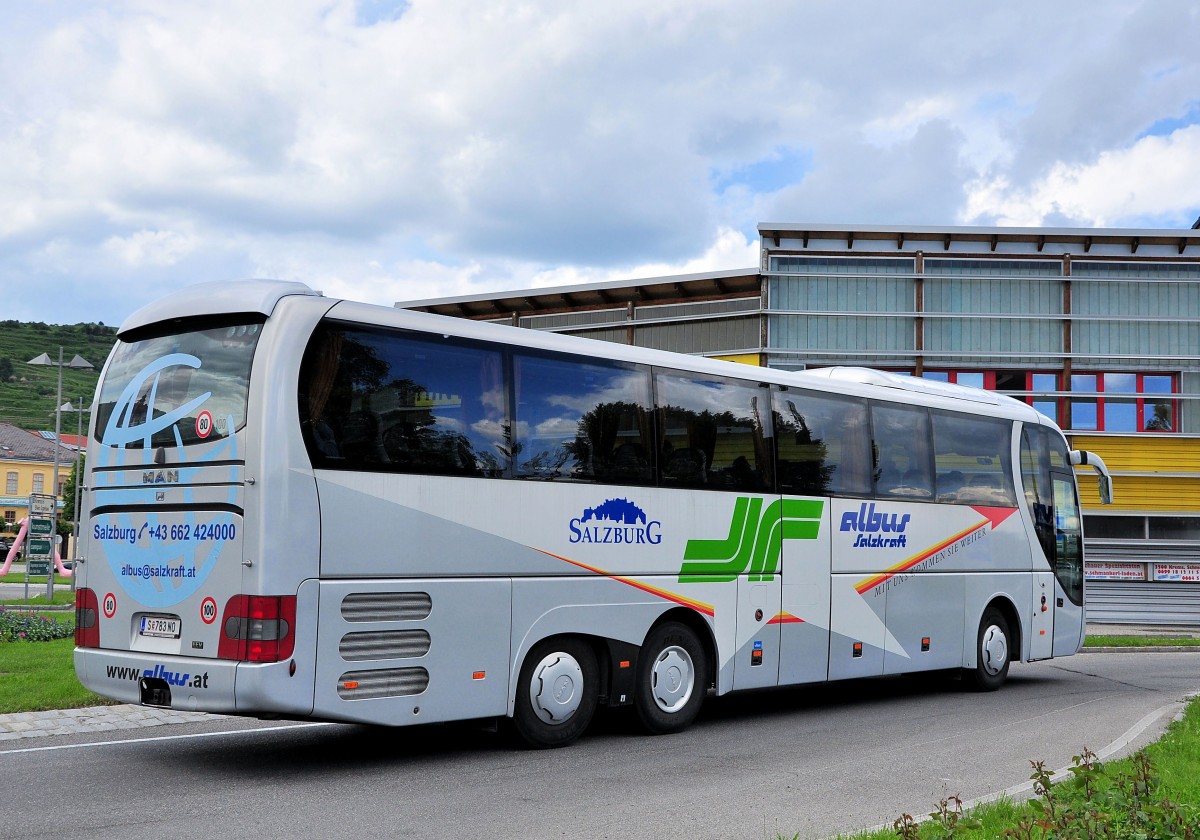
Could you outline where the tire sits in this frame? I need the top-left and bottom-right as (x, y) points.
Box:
(634, 621), (708, 735)
(512, 637), (598, 748)
(966, 607), (1011, 691)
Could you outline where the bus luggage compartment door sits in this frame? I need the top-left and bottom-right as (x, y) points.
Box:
(312, 578), (511, 726)
(1029, 572), (1054, 660)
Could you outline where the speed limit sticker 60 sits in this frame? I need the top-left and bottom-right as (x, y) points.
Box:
(200, 596), (218, 625)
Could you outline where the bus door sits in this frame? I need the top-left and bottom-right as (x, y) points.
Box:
(1051, 470), (1085, 656)
(1021, 425), (1085, 658)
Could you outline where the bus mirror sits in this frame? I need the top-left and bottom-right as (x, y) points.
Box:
(1070, 450), (1113, 506)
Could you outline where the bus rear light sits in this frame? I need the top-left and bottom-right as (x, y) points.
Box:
(217, 595), (297, 662)
(75, 588), (99, 648)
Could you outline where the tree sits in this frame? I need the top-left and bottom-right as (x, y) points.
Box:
(0, 358), (12, 381)
(62, 453), (85, 525)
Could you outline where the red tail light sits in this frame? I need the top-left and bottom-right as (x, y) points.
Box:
(75, 588), (99, 648)
(217, 595), (296, 662)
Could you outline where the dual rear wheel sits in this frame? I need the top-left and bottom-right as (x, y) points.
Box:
(512, 622), (709, 748)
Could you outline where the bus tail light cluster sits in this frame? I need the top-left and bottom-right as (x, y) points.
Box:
(217, 595), (297, 662)
(75, 588), (99, 648)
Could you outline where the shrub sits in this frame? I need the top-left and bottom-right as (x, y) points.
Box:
(0, 607), (75, 642)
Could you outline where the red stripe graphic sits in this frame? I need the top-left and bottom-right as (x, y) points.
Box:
(534, 549), (716, 617)
(767, 611), (805, 625)
(854, 507), (1017, 595)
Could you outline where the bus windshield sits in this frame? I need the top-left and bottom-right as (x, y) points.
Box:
(95, 320), (262, 450)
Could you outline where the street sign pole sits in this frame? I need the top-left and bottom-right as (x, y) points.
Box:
(27, 493), (56, 602)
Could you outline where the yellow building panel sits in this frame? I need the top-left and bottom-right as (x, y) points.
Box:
(711, 353), (763, 367)
(1078, 474), (1200, 512)
(1068, 435), (1200, 473)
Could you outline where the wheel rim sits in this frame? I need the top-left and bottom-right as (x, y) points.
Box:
(529, 652), (585, 725)
(650, 645), (695, 713)
(980, 623), (1008, 676)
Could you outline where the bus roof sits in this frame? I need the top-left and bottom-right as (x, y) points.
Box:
(121, 279), (1051, 428)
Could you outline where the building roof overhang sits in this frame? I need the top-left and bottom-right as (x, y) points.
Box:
(758, 222), (1200, 256)
(398, 267), (760, 318)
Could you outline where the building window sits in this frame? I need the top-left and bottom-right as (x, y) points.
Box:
(4, 510), (15, 526)
(920, 369), (1177, 433)
(5, 472), (15, 495)
(1067, 372), (1177, 433)
(32, 473), (44, 494)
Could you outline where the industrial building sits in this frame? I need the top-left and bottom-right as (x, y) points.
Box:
(402, 222), (1200, 624)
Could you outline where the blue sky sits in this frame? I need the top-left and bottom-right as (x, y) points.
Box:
(1, 0), (1199, 326)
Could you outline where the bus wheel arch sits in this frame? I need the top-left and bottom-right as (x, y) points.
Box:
(966, 598), (1018, 692)
(512, 635), (600, 748)
(633, 610), (713, 735)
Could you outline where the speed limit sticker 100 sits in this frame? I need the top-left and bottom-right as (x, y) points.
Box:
(200, 596), (218, 625)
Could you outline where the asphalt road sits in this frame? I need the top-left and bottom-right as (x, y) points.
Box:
(3, 651), (1198, 840)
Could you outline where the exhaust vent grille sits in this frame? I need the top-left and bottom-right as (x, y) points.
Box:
(340, 592), (432, 622)
(339, 630), (431, 661)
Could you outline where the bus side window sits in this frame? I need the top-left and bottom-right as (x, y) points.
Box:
(871, 404), (933, 499)
(654, 371), (771, 493)
(773, 389), (870, 497)
(511, 352), (654, 485)
(933, 412), (1017, 506)
(299, 324), (510, 477)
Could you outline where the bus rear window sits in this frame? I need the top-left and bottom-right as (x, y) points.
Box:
(95, 322), (261, 449)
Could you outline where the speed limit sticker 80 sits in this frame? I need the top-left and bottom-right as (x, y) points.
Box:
(195, 410), (214, 439)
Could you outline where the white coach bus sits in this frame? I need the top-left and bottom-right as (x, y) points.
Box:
(74, 280), (1111, 747)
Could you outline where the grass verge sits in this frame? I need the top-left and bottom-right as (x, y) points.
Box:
(1084, 635), (1200, 647)
(825, 695), (1200, 839)
(0, 635), (116, 714)
(0, 572), (72, 585)
(0, 589), (76, 607)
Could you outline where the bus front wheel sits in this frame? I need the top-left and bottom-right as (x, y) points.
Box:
(966, 607), (1011, 691)
(634, 621), (708, 735)
(513, 637), (598, 748)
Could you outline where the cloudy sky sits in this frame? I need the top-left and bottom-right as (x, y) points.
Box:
(3, 0), (1199, 327)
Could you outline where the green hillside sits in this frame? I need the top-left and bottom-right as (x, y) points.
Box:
(0, 321), (117, 432)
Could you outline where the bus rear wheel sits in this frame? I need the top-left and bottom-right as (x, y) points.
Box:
(634, 621), (707, 735)
(513, 637), (598, 748)
(966, 607), (1010, 691)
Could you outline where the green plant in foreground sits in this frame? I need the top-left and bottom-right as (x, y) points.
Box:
(893, 794), (981, 839)
(0, 607), (75, 641)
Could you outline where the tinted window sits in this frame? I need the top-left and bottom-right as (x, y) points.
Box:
(299, 324), (508, 477)
(872, 404), (933, 499)
(655, 372), (771, 492)
(933, 412), (1016, 506)
(774, 390), (871, 497)
(95, 320), (261, 449)
(512, 353), (653, 484)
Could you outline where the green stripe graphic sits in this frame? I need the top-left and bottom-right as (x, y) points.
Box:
(679, 497), (824, 582)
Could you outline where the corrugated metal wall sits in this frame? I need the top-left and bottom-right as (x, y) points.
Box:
(1086, 580), (1200, 624)
(924, 259), (1061, 365)
(767, 257), (915, 359)
(1072, 262), (1200, 364)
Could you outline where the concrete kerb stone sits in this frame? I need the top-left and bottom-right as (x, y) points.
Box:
(0, 704), (222, 742)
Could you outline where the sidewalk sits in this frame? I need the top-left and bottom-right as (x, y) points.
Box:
(0, 704), (219, 742)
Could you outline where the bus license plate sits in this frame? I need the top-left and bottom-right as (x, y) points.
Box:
(140, 616), (181, 639)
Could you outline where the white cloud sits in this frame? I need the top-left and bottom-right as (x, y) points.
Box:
(0, 0), (1198, 325)
(965, 125), (1200, 226)
(103, 229), (198, 267)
